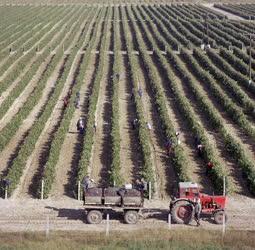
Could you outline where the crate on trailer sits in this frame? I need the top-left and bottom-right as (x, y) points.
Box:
(124, 189), (143, 206)
(104, 187), (121, 205)
(84, 187), (102, 205)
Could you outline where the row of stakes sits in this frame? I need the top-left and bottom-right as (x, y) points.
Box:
(7, 43), (248, 55)
(42, 180), (152, 200)
(8, 44), (71, 54)
(2, 179), (152, 200)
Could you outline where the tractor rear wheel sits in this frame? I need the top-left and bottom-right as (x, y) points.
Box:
(171, 200), (194, 224)
(86, 210), (103, 224)
(124, 210), (139, 224)
(214, 210), (227, 225)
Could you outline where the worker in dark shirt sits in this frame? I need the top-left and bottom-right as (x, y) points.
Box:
(194, 197), (202, 226)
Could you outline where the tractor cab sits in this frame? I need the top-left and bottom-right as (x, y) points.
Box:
(179, 182), (199, 200)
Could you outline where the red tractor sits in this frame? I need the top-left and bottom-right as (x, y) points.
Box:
(170, 182), (227, 225)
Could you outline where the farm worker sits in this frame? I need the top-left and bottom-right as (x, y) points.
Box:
(147, 122), (152, 131)
(132, 118), (138, 130)
(138, 87), (143, 98)
(77, 118), (84, 134)
(76, 91), (80, 99)
(67, 89), (72, 99)
(141, 178), (147, 192)
(194, 135), (201, 147)
(113, 73), (120, 82)
(81, 176), (90, 190)
(201, 43), (205, 50)
(134, 179), (146, 201)
(134, 179), (144, 191)
(82, 176), (95, 190)
(165, 138), (173, 155)
(75, 91), (80, 109)
(130, 92), (135, 101)
(130, 88), (135, 101)
(2, 178), (11, 189)
(93, 120), (97, 133)
(197, 144), (203, 158)
(63, 96), (69, 109)
(195, 135), (203, 157)
(206, 161), (214, 175)
(117, 187), (126, 208)
(194, 197), (202, 227)
(175, 131), (181, 145)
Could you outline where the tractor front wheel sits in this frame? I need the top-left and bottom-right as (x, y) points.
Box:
(214, 210), (227, 224)
(171, 200), (194, 224)
(86, 210), (103, 224)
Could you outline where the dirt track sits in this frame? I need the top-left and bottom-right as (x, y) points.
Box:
(203, 3), (246, 20)
(0, 195), (254, 232)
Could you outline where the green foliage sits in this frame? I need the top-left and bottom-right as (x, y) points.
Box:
(109, 7), (123, 186)
(186, 48), (255, 138)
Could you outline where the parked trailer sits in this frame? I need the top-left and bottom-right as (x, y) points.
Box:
(84, 187), (144, 224)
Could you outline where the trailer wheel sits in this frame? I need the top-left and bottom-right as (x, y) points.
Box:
(171, 200), (194, 224)
(86, 210), (103, 224)
(214, 210), (227, 225)
(124, 210), (139, 224)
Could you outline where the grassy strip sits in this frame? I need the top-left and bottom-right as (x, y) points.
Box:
(0, 229), (254, 250)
